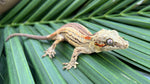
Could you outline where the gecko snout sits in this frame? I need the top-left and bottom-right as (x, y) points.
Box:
(125, 41), (129, 48)
(121, 40), (129, 49)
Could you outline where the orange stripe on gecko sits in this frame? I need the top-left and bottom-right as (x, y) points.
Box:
(84, 36), (91, 40)
(95, 42), (105, 47)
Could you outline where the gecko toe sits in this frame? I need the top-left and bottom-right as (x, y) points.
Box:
(73, 65), (77, 68)
(42, 54), (47, 58)
(62, 63), (68, 65)
(48, 54), (52, 58)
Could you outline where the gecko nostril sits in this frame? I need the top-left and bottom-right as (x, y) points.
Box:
(125, 44), (129, 48)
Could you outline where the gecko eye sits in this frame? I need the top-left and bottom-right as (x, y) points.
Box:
(106, 38), (113, 46)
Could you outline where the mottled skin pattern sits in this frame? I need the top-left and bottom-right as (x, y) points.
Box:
(6, 23), (129, 70)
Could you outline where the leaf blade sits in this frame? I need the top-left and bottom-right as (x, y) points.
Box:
(4, 26), (35, 84)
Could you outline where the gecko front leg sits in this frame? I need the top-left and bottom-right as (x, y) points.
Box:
(42, 35), (64, 58)
(63, 47), (92, 70)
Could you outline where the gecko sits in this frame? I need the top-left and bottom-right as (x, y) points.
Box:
(6, 23), (129, 70)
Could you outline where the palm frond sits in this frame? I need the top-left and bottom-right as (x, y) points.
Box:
(0, 0), (150, 83)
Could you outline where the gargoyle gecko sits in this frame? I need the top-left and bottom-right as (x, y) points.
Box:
(6, 23), (129, 70)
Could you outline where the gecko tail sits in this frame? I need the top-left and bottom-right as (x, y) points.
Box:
(6, 33), (48, 42)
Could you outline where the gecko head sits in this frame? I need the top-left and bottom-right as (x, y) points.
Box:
(92, 29), (129, 51)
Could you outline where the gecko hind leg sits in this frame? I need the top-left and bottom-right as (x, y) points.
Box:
(42, 35), (64, 58)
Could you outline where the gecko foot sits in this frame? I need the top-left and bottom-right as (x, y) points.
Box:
(42, 47), (56, 58)
(63, 62), (79, 70)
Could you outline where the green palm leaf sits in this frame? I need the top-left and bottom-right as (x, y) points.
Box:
(0, 0), (150, 83)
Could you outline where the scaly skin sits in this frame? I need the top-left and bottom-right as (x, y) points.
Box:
(6, 23), (129, 70)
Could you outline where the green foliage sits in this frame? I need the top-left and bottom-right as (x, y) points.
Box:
(0, 0), (150, 84)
